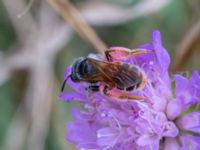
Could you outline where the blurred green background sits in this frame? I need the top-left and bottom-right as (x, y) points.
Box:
(0, 0), (200, 150)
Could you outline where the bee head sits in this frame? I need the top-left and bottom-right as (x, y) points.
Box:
(61, 58), (84, 92)
(71, 57), (97, 82)
(70, 57), (85, 82)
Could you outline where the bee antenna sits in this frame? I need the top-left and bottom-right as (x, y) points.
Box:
(61, 75), (70, 92)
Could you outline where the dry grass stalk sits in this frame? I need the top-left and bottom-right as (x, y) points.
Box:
(47, 0), (107, 54)
(172, 20), (200, 72)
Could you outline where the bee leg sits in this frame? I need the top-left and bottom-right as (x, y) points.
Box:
(103, 85), (109, 95)
(118, 95), (145, 100)
(102, 85), (144, 100)
(130, 49), (150, 56)
(105, 48), (150, 62)
(105, 50), (113, 62)
(87, 85), (100, 92)
(86, 85), (100, 99)
(101, 85), (120, 97)
(130, 49), (151, 65)
(106, 92), (144, 100)
(125, 86), (135, 91)
(105, 48), (130, 62)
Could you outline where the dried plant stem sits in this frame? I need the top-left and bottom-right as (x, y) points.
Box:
(2, 105), (28, 150)
(2, 0), (36, 43)
(47, 0), (107, 54)
(172, 20), (200, 72)
(2, 1), (72, 150)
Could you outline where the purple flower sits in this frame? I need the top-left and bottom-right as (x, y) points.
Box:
(60, 31), (200, 150)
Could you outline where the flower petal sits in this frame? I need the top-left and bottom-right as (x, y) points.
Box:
(180, 134), (200, 150)
(136, 134), (155, 146)
(59, 92), (87, 101)
(174, 74), (192, 109)
(152, 30), (170, 75)
(175, 72), (200, 110)
(163, 138), (180, 150)
(64, 66), (72, 79)
(189, 70), (200, 102)
(152, 96), (167, 112)
(71, 108), (94, 121)
(77, 143), (100, 150)
(177, 112), (200, 133)
(162, 121), (179, 137)
(166, 99), (182, 120)
(136, 134), (160, 149)
(67, 121), (97, 145)
(97, 127), (119, 147)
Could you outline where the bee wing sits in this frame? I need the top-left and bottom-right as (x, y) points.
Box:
(87, 53), (103, 61)
(87, 58), (141, 88)
(105, 63), (141, 89)
(83, 58), (114, 83)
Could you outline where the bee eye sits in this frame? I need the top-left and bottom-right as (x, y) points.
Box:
(82, 63), (96, 76)
(84, 64), (92, 74)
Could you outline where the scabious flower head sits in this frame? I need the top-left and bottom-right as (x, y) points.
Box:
(59, 31), (200, 150)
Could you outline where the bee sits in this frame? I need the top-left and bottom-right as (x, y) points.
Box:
(61, 47), (149, 100)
